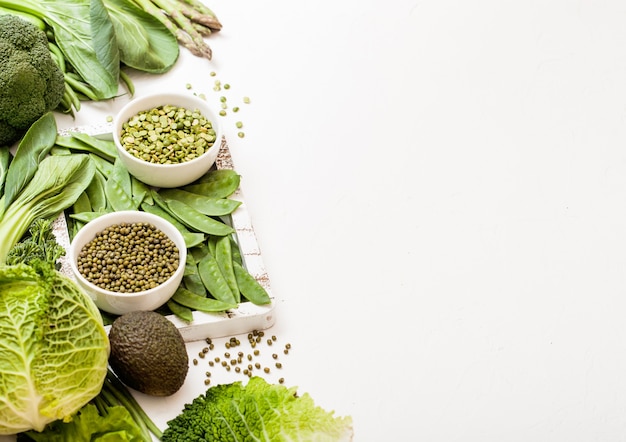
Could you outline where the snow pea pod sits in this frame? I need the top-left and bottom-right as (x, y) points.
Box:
(140, 202), (205, 248)
(105, 176), (135, 212)
(166, 199), (234, 236)
(182, 169), (240, 199)
(72, 191), (92, 214)
(131, 176), (149, 208)
(233, 260), (271, 305)
(172, 286), (236, 312)
(159, 188), (241, 216)
(214, 234), (239, 302)
(189, 243), (210, 263)
(70, 211), (106, 223)
(184, 270), (207, 296)
(85, 170), (108, 213)
(197, 253), (237, 305)
(183, 255), (207, 296)
(55, 133), (117, 163)
(89, 153), (114, 177)
(167, 299), (194, 322)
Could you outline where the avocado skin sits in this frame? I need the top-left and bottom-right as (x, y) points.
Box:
(109, 310), (189, 396)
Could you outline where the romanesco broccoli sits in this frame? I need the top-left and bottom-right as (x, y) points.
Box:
(0, 14), (64, 146)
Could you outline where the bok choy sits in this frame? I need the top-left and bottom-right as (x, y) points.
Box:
(0, 112), (95, 265)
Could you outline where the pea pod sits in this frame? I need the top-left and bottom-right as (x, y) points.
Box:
(233, 260), (271, 305)
(55, 133), (117, 163)
(72, 190), (92, 214)
(105, 176), (136, 212)
(167, 299), (194, 322)
(158, 188), (241, 216)
(85, 170), (108, 213)
(70, 211), (106, 223)
(190, 243), (210, 263)
(171, 286), (236, 312)
(198, 253), (237, 305)
(183, 169), (240, 199)
(230, 236), (243, 266)
(183, 258), (207, 296)
(131, 177), (150, 207)
(89, 153), (114, 177)
(110, 160), (133, 198)
(141, 202), (205, 248)
(214, 235), (239, 302)
(166, 199), (234, 236)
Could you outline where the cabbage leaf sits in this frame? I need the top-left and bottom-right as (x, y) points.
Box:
(162, 376), (354, 442)
(0, 262), (110, 434)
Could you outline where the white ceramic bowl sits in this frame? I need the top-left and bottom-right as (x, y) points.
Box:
(69, 210), (187, 315)
(113, 92), (222, 188)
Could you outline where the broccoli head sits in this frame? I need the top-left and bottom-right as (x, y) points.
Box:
(0, 14), (64, 146)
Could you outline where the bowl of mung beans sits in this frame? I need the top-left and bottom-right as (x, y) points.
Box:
(68, 210), (187, 315)
(113, 92), (222, 188)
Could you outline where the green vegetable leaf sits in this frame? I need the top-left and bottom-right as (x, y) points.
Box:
(21, 404), (144, 441)
(0, 154), (95, 264)
(162, 377), (354, 442)
(0, 262), (109, 434)
(2, 112), (57, 212)
(103, 0), (179, 73)
(0, 0), (120, 99)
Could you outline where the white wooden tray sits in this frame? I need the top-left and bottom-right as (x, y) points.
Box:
(53, 123), (275, 342)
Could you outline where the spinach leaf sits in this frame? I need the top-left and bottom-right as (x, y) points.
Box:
(103, 0), (179, 73)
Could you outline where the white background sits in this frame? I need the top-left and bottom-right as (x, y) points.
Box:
(11, 0), (626, 441)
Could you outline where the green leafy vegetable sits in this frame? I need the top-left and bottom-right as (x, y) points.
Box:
(19, 369), (162, 441)
(0, 261), (110, 434)
(0, 0), (120, 100)
(103, 0), (179, 73)
(2, 112), (57, 213)
(0, 153), (95, 264)
(162, 376), (353, 442)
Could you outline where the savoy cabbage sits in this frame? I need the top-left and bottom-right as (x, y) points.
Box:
(0, 262), (110, 434)
(162, 376), (354, 441)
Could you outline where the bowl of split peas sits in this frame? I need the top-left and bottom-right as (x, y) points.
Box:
(68, 210), (187, 315)
(113, 92), (223, 188)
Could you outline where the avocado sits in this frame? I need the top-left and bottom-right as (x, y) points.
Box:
(108, 310), (189, 396)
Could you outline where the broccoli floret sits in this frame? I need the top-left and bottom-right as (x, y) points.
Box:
(0, 14), (64, 146)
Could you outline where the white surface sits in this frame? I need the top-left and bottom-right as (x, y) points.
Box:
(40, 0), (626, 440)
